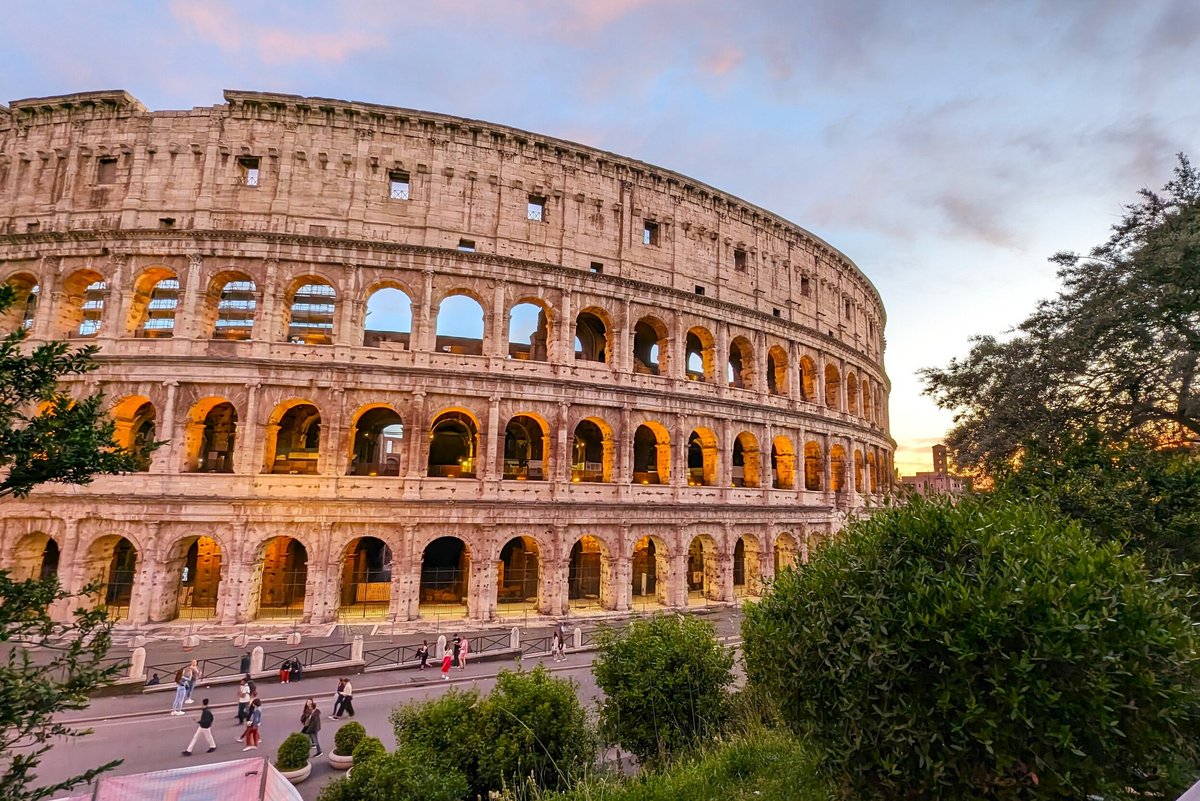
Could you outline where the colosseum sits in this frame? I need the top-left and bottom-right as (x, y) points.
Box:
(0, 89), (893, 629)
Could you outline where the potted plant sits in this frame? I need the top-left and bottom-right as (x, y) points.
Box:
(275, 732), (313, 784)
(328, 721), (366, 770)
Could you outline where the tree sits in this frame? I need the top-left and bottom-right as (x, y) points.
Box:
(0, 283), (147, 498)
(920, 155), (1200, 478)
(0, 573), (121, 801)
(743, 496), (1200, 801)
(592, 614), (734, 764)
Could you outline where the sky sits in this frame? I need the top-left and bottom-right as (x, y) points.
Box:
(3, 0), (1197, 475)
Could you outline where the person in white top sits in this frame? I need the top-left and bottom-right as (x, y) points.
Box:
(458, 637), (470, 670)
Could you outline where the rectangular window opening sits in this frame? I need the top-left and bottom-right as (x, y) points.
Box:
(25, 222), (40, 233)
(694, 285), (705, 296)
(389, 171), (410, 200)
(96, 156), (118, 185)
(589, 261), (603, 274)
(458, 238), (476, 252)
(773, 308), (781, 318)
(643, 220), (659, 246)
(734, 249), (747, 272)
(237, 156), (261, 187)
(527, 195), (546, 222)
(845, 300), (853, 318)
(158, 217), (176, 229)
(800, 276), (811, 296)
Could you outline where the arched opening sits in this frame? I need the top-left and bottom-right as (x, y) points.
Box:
(631, 536), (668, 608)
(733, 536), (761, 597)
(112, 397), (156, 472)
(504, 415), (546, 480)
(2, 273), (39, 332)
(825, 364), (841, 410)
(771, 436), (795, 489)
(727, 336), (754, 389)
(574, 310), (608, 363)
(340, 537), (392, 618)
(210, 274), (257, 340)
(286, 281), (337, 345)
(568, 535), (611, 611)
(164, 536), (223, 621)
(508, 301), (550, 361)
(854, 449), (865, 492)
(349, 407), (404, 476)
(435, 293), (484, 355)
(804, 441), (823, 491)
(861, 380), (872, 422)
(731, 431), (760, 488)
(65, 271), (107, 338)
(571, 418), (612, 482)
(419, 536), (470, 618)
(685, 327), (715, 382)
(129, 269), (180, 338)
(81, 536), (138, 621)
(186, 399), (237, 473)
(254, 537), (308, 619)
(497, 536), (540, 610)
(632, 422), (670, 485)
(868, 451), (879, 492)
(773, 532), (799, 572)
(266, 403), (321, 475)
(767, 346), (788, 396)
(846, 372), (859, 416)
(364, 286), (412, 348)
(830, 444), (847, 492)
(687, 535), (719, 602)
(632, 317), (668, 376)
(687, 428), (718, 486)
(799, 356), (817, 402)
(428, 411), (478, 478)
(10, 532), (59, 581)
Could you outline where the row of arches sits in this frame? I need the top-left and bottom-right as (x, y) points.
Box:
(5, 269), (884, 422)
(9, 529), (806, 623)
(110, 393), (891, 492)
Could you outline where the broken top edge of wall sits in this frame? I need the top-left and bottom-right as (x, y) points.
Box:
(8, 90), (145, 114)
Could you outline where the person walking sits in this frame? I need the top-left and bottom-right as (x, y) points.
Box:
(415, 640), (429, 670)
(300, 699), (322, 756)
(329, 678), (346, 719)
(170, 666), (189, 715)
(242, 698), (262, 751)
(458, 636), (469, 670)
(553, 622), (567, 662)
(440, 648), (453, 681)
(184, 660), (201, 704)
(182, 698), (217, 756)
(338, 678), (355, 718)
(236, 675), (252, 724)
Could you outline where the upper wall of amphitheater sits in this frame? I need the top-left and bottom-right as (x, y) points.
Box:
(0, 90), (886, 362)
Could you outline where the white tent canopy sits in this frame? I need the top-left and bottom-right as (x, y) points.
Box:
(54, 758), (301, 801)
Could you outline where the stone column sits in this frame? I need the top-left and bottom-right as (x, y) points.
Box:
(489, 280), (507, 357)
(555, 401), (571, 486)
(152, 380), (179, 473)
(257, 259), (281, 342)
(555, 289), (573, 365)
(469, 534), (496, 621)
(178, 254), (205, 339)
(125, 523), (158, 626)
(99, 253), (127, 339)
(324, 387), (346, 476)
(672, 413), (687, 487)
(418, 268), (435, 352)
(483, 394), (501, 481)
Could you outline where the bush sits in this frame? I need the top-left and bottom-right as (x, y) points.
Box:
(743, 495), (1200, 801)
(333, 721), (366, 756)
(316, 745), (468, 801)
(592, 613), (734, 764)
(390, 688), (485, 792)
(352, 736), (386, 766)
(275, 732), (311, 771)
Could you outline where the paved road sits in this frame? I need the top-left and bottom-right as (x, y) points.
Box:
(34, 607), (747, 801)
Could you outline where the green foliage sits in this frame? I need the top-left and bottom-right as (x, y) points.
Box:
(0, 573), (121, 801)
(351, 736), (386, 766)
(743, 496), (1200, 801)
(333, 721), (366, 756)
(316, 745), (468, 801)
(0, 284), (150, 499)
(921, 154), (1200, 478)
(531, 728), (825, 801)
(592, 614), (734, 764)
(275, 732), (311, 771)
(389, 667), (594, 799)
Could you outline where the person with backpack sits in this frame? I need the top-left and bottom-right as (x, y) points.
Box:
(182, 698), (217, 756)
(300, 699), (322, 756)
(170, 666), (189, 715)
(242, 698), (262, 751)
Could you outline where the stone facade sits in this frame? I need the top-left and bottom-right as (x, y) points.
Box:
(0, 90), (894, 627)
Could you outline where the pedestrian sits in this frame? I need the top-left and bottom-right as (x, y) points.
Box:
(553, 622), (567, 662)
(440, 649), (452, 681)
(170, 666), (188, 715)
(300, 698), (322, 756)
(182, 698), (217, 756)
(415, 640), (429, 670)
(458, 636), (469, 670)
(338, 678), (355, 718)
(184, 659), (201, 704)
(239, 651), (251, 675)
(452, 635), (461, 668)
(279, 659), (291, 684)
(236, 675), (252, 724)
(329, 678), (346, 719)
(242, 698), (262, 751)
(290, 659), (303, 682)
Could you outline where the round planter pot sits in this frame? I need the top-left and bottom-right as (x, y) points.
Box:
(279, 762), (311, 784)
(327, 751), (354, 770)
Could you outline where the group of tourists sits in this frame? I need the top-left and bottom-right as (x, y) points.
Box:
(413, 634), (475, 680)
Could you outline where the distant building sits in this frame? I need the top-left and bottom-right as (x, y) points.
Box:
(900, 445), (967, 497)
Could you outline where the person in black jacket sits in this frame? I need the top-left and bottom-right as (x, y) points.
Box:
(182, 698), (216, 755)
(301, 698), (322, 755)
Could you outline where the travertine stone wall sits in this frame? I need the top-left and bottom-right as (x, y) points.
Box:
(0, 90), (894, 627)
